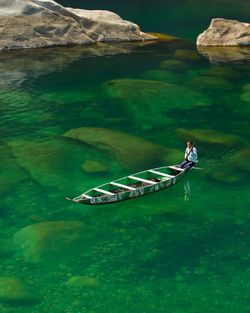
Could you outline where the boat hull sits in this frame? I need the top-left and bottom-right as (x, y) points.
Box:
(75, 168), (187, 205)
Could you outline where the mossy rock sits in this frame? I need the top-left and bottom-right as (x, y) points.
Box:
(9, 138), (105, 194)
(240, 91), (250, 103)
(229, 148), (250, 171)
(0, 143), (26, 194)
(140, 69), (183, 84)
(0, 277), (41, 305)
(174, 49), (201, 62)
(13, 221), (99, 264)
(197, 66), (241, 79)
(176, 128), (246, 146)
(103, 79), (210, 128)
(159, 60), (190, 72)
(189, 75), (232, 91)
(81, 160), (108, 173)
(242, 83), (250, 91)
(209, 169), (241, 183)
(64, 127), (182, 171)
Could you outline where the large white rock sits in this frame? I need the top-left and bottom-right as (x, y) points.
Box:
(0, 0), (156, 50)
(197, 18), (250, 46)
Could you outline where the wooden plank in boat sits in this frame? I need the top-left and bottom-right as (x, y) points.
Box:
(81, 194), (93, 199)
(110, 182), (136, 191)
(128, 175), (156, 185)
(168, 166), (185, 171)
(94, 188), (115, 195)
(148, 169), (174, 178)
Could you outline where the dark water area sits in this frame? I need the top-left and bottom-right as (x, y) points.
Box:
(0, 1), (250, 313)
(58, 0), (250, 39)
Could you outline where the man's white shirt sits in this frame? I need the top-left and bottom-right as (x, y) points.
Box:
(185, 147), (198, 163)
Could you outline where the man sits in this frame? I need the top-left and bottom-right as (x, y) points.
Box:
(179, 141), (198, 169)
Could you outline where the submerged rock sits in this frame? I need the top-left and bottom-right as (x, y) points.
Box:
(176, 128), (246, 146)
(81, 160), (108, 173)
(242, 84), (250, 91)
(13, 221), (98, 263)
(103, 79), (210, 128)
(0, 0), (156, 50)
(197, 46), (250, 63)
(140, 69), (183, 84)
(240, 91), (250, 103)
(197, 18), (250, 46)
(0, 277), (41, 305)
(195, 66), (241, 79)
(189, 75), (232, 91)
(0, 142), (26, 194)
(174, 49), (201, 62)
(229, 148), (250, 171)
(63, 127), (182, 170)
(159, 60), (190, 72)
(9, 138), (108, 193)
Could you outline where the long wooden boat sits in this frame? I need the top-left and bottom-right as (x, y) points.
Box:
(65, 164), (192, 205)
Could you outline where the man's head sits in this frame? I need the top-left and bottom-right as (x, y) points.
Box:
(187, 141), (193, 148)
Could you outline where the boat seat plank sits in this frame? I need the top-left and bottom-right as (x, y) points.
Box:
(148, 170), (174, 178)
(128, 175), (156, 185)
(168, 166), (185, 171)
(110, 182), (136, 191)
(81, 194), (93, 199)
(94, 188), (115, 195)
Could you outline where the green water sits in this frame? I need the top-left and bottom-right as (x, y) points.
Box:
(0, 2), (250, 313)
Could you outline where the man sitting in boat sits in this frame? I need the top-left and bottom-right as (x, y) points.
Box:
(179, 141), (198, 169)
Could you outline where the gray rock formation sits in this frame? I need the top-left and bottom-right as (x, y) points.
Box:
(0, 0), (156, 50)
(197, 18), (250, 46)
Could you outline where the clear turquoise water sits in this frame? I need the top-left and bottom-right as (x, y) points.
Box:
(0, 2), (250, 312)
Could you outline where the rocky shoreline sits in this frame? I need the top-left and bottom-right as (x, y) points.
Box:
(0, 0), (156, 50)
(197, 18), (250, 46)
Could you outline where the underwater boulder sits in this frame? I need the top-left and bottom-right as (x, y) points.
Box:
(242, 84), (250, 91)
(240, 91), (250, 103)
(196, 66), (241, 79)
(229, 148), (250, 171)
(174, 49), (201, 62)
(0, 143), (26, 195)
(140, 69), (183, 84)
(81, 160), (108, 173)
(159, 60), (190, 72)
(13, 221), (97, 264)
(0, 277), (41, 305)
(176, 128), (247, 146)
(103, 79), (210, 128)
(188, 75), (232, 91)
(197, 46), (250, 63)
(64, 127), (182, 170)
(9, 138), (106, 193)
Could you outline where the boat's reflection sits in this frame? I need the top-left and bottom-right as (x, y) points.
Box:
(184, 180), (191, 201)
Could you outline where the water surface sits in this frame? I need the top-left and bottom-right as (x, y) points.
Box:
(0, 2), (250, 313)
